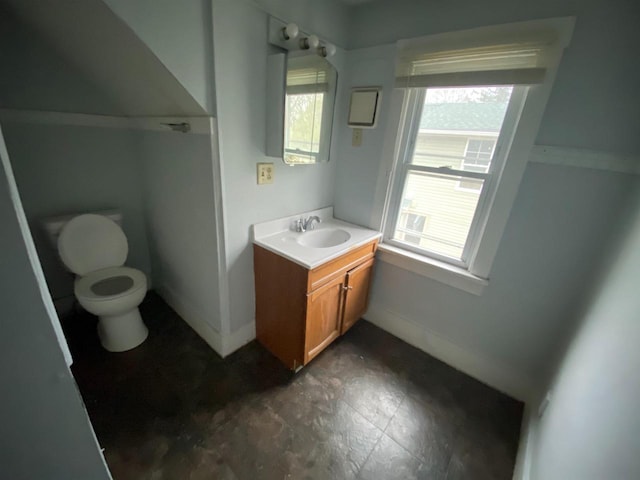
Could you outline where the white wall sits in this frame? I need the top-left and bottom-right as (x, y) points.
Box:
(3, 0), (206, 116)
(138, 126), (223, 342)
(251, 0), (351, 48)
(348, 0), (639, 155)
(103, 0), (216, 114)
(0, 126), (111, 480)
(333, 44), (397, 226)
(0, 4), (120, 114)
(2, 122), (152, 305)
(367, 166), (637, 390)
(528, 189), (640, 479)
(333, 0), (640, 394)
(211, 0), (345, 334)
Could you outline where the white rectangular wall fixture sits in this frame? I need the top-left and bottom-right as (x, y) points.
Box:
(348, 87), (382, 128)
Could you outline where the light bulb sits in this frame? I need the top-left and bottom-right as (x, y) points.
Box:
(300, 34), (320, 50)
(281, 23), (299, 41)
(320, 43), (336, 57)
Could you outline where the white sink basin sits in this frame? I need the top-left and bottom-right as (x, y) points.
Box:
(252, 207), (382, 268)
(297, 228), (351, 248)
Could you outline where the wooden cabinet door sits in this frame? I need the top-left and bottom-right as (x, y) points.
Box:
(304, 275), (345, 363)
(342, 258), (375, 334)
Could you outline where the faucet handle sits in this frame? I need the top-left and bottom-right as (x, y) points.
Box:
(304, 215), (321, 231)
(295, 218), (305, 232)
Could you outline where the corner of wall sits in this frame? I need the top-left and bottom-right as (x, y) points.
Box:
(363, 303), (539, 403)
(156, 283), (224, 356)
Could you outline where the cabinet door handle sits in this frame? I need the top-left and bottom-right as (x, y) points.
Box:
(343, 285), (353, 291)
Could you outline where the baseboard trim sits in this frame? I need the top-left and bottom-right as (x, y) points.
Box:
(155, 285), (255, 358)
(512, 401), (537, 480)
(363, 303), (537, 403)
(223, 321), (256, 357)
(156, 284), (224, 356)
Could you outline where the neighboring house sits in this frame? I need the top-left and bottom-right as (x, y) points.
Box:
(397, 101), (508, 259)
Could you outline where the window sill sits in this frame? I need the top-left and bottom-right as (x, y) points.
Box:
(376, 243), (488, 296)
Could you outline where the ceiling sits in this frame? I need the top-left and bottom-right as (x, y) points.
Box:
(0, 0), (206, 116)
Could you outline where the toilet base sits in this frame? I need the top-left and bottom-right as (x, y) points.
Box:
(97, 308), (148, 352)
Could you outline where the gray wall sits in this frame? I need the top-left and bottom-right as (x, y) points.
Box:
(103, 0), (216, 114)
(333, 0), (640, 390)
(138, 128), (222, 336)
(2, 122), (151, 303)
(529, 190), (640, 479)
(369, 166), (637, 384)
(2, 0), (206, 116)
(251, 0), (351, 48)
(211, 0), (344, 333)
(347, 0), (639, 154)
(0, 126), (111, 480)
(0, 4), (120, 114)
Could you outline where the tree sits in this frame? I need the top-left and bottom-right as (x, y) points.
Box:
(426, 86), (512, 104)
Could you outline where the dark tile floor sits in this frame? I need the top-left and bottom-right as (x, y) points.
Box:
(64, 293), (523, 480)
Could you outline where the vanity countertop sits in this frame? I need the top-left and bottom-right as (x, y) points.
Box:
(252, 207), (381, 269)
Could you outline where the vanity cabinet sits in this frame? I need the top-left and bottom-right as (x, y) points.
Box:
(254, 239), (378, 370)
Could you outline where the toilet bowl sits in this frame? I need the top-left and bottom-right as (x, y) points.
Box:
(58, 214), (149, 352)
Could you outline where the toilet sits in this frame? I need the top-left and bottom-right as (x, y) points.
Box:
(56, 213), (148, 352)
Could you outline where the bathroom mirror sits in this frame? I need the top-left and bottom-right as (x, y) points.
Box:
(282, 53), (337, 165)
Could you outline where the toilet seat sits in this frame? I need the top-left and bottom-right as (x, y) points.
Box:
(57, 213), (148, 352)
(75, 266), (146, 303)
(58, 214), (128, 276)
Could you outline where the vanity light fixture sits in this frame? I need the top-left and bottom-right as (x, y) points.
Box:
(281, 22), (299, 41)
(319, 43), (336, 58)
(299, 34), (320, 50)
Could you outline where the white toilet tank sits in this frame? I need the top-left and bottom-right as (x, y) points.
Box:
(42, 209), (123, 250)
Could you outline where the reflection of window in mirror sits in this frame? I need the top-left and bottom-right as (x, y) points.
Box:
(283, 54), (337, 165)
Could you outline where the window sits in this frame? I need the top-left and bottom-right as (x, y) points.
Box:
(283, 56), (336, 165)
(387, 85), (518, 264)
(380, 18), (574, 284)
(284, 91), (324, 164)
(459, 138), (496, 191)
(398, 212), (427, 245)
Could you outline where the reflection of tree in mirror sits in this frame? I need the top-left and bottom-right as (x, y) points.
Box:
(286, 93), (324, 153)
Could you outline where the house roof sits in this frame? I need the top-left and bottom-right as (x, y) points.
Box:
(420, 102), (508, 132)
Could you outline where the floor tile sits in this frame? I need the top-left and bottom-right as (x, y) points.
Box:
(63, 293), (523, 480)
(358, 433), (435, 480)
(384, 394), (456, 476)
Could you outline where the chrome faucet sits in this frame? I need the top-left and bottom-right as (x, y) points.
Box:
(304, 216), (321, 231)
(295, 215), (322, 232)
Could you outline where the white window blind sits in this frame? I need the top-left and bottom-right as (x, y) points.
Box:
(286, 59), (329, 95)
(395, 21), (563, 88)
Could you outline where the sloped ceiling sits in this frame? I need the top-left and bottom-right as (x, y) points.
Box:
(0, 5), (121, 115)
(0, 0), (206, 116)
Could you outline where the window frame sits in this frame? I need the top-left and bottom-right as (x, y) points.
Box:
(371, 18), (575, 294)
(383, 86), (527, 268)
(456, 137), (496, 192)
(398, 211), (428, 245)
(461, 138), (495, 171)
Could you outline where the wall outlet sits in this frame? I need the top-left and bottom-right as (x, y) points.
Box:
(352, 128), (363, 147)
(257, 162), (274, 185)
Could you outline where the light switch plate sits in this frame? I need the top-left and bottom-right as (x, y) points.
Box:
(257, 162), (274, 185)
(352, 128), (363, 147)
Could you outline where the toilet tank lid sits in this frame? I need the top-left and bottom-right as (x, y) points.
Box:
(58, 214), (128, 276)
(42, 209), (123, 248)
